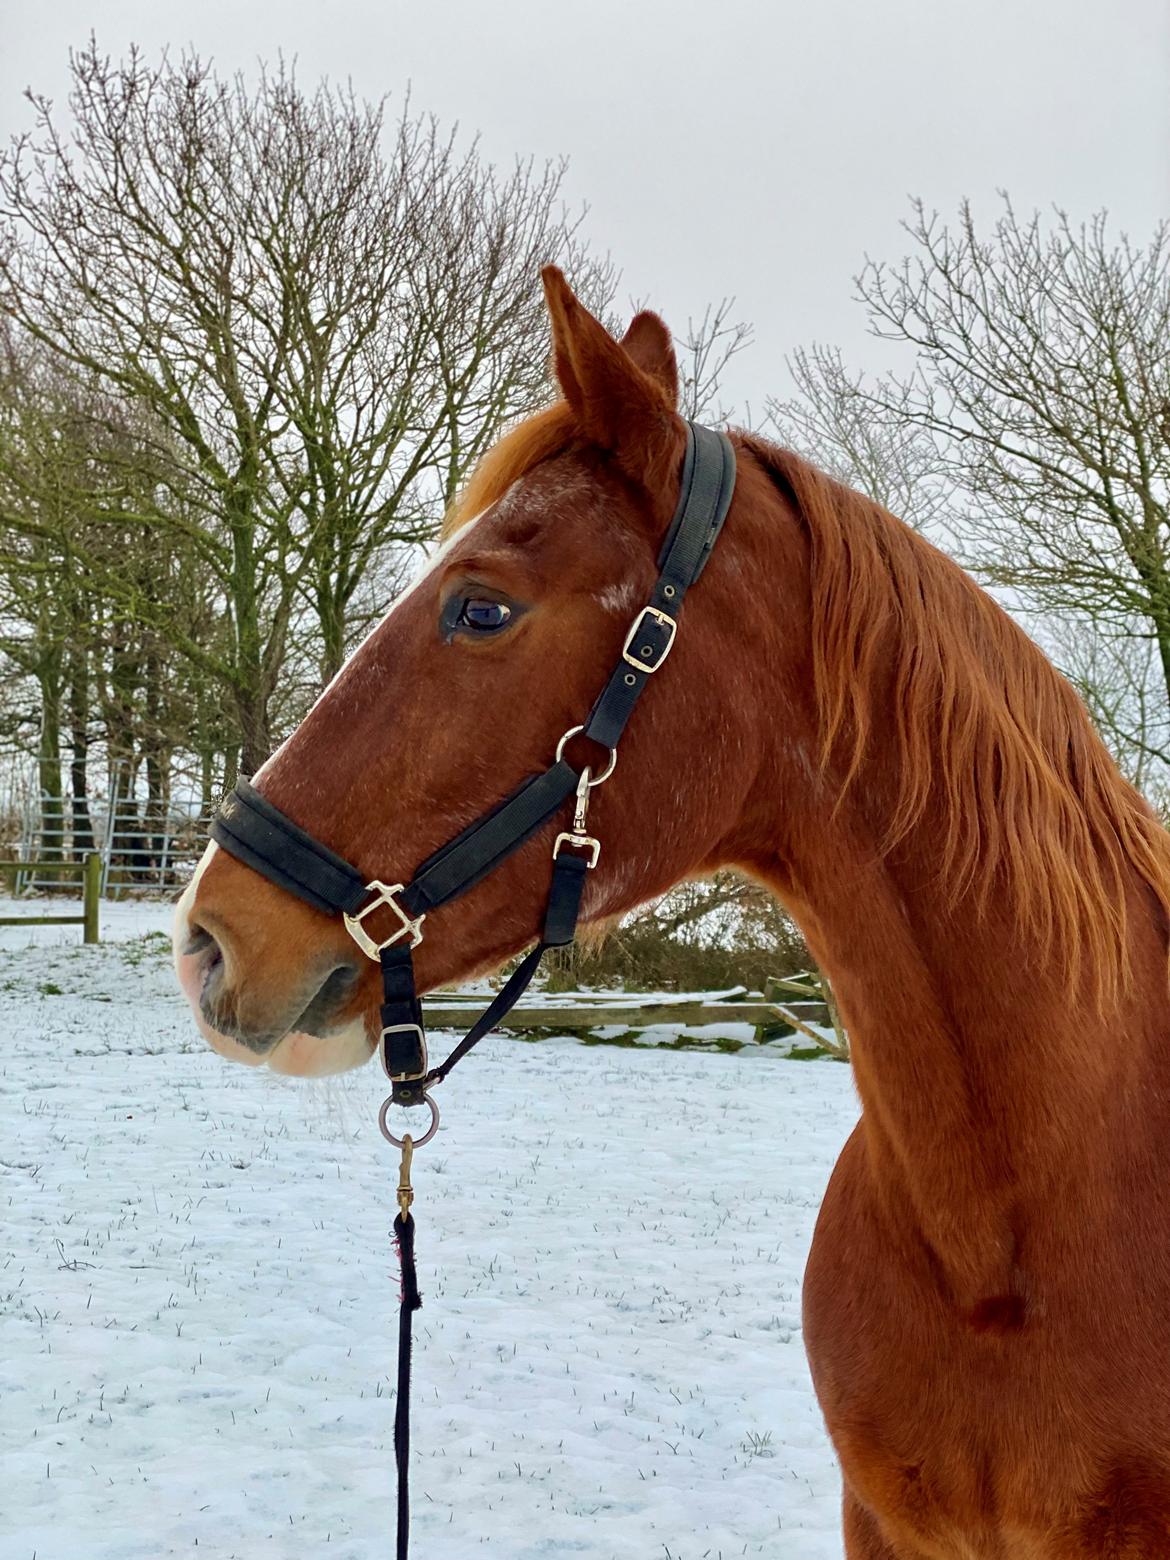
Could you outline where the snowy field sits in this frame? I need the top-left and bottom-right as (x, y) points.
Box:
(1, 901), (857, 1559)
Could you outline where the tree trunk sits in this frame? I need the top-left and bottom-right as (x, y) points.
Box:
(200, 745), (217, 819)
(144, 750), (167, 878)
(317, 586), (346, 689)
(228, 482), (276, 777)
(68, 643), (95, 858)
(142, 649), (168, 878)
(1153, 622), (1170, 735)
(108, 757), (145, 887)
(235, 684), (273, 778)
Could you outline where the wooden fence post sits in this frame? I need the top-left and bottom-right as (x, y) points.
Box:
(83, 851), (101, 945)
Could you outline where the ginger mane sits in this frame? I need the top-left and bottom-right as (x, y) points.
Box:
(748, 436), (1170, 1000)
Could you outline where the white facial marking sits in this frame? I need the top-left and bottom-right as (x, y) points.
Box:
(264, 1017), (374, 1077)
(173, 839), (217, 947)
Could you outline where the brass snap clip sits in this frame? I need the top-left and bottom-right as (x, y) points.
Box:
(397, 1134), (415, 1220)
(552, 765), (602, 868)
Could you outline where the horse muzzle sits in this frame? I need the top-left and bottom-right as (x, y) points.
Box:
(172, 858), (375, 1077)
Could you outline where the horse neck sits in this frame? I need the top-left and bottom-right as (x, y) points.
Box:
(725, 449), (1170, 1303)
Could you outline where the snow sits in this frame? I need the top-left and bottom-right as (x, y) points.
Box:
(1, 921), (857, 1559)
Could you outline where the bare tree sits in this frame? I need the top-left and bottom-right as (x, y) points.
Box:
(675, 298), (753, 423)
(0, 43), (615, 771)
(766, 199), (1170, 786)
(850, 200), (1170, 697)
(0, 326), (229, 851)
(0, 334), (101, 858)
(1044, 614), (1170, 796)
(766, 346), (951, 533)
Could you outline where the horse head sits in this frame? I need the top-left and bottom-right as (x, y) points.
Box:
(173, 269), (808, 1074)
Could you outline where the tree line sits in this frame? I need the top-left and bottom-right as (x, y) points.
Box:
(1, 42), (1166, 940)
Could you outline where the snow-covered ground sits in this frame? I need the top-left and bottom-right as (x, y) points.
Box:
(1, 910), (858, 1559)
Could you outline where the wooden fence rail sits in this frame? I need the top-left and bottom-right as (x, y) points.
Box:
(0, 853), (102, 944)
(421, 993), (830, 1044)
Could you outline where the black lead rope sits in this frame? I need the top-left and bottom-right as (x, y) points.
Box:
(393, 1202), (421, 1560)
(207, 420), (737, 1558)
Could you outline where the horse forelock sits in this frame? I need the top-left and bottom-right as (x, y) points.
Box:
(745, 434), (1170, 1006)
(442, 401), (579, 541)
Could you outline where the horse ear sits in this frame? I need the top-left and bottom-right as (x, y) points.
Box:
(620, 310), (680, 404)
(542, 267), (683, 496)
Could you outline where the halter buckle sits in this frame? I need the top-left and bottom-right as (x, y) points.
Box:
(379, 1021), (429, 1082)
(622, 606), (677, 673)
(344, 881), (425, 960)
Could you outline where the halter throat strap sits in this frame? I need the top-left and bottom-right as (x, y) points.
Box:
(209, 421), (736, 1103)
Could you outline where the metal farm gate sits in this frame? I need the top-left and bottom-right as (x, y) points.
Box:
(2, 755), (213, 898)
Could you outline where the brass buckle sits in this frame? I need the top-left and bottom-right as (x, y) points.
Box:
(379, 1021), (429, 1082)
(622, 606), (677, 673)
(343, 881), (425, 960)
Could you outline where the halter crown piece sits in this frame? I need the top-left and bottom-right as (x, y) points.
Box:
(210, 421), (736, 1125)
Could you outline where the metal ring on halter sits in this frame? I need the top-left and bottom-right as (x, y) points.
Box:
(555, 725), (617, 786)
(378, 1092), (440, 1148)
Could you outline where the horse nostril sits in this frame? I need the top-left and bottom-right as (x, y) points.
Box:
(181, 906), (360, 1052)
(183, 922), (216, 960)
(185, 921), (226, 1006)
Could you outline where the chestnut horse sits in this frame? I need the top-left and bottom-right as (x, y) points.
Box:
(175, 268), (1170, 1558)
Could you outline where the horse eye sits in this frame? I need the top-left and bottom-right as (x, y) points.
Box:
(457, 597), (512, 632)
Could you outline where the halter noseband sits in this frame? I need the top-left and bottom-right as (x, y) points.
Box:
(210, 421), (736, 1131)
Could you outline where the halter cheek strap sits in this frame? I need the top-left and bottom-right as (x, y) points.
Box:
(209, 421), (736, 1111)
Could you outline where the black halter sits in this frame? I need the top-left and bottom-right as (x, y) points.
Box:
(210, 421), (736, 1122)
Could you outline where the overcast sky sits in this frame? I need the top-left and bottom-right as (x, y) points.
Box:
(3, 0), (1168, 414)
